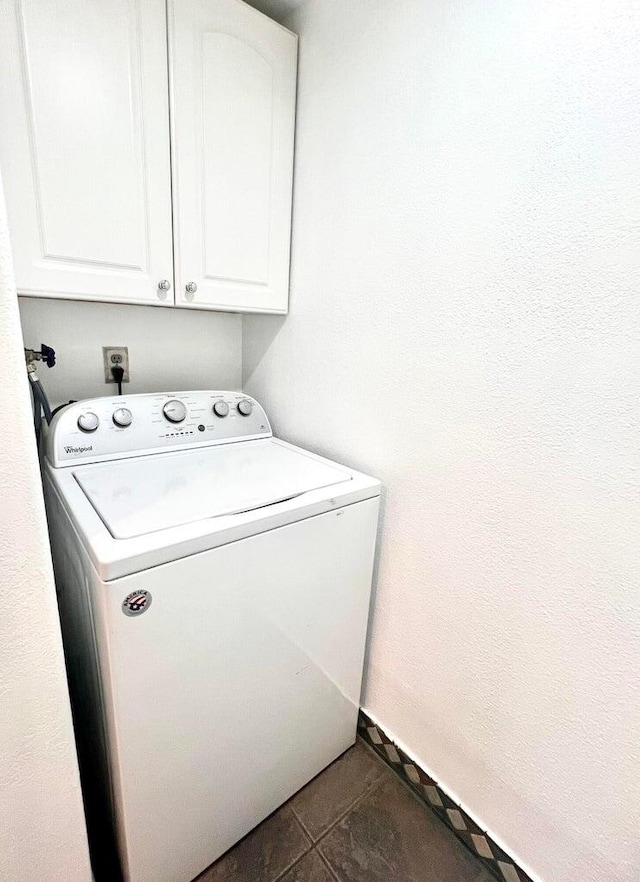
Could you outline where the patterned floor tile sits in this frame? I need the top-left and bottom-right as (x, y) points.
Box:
(318, 776), (495, 882)
(358, 710), (530, 882)
(290, 742), (389, 841)
(279, 850), (337, 882)
(198, 805), (310, 882)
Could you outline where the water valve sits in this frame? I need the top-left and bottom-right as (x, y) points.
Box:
(24, 343), (56, 371)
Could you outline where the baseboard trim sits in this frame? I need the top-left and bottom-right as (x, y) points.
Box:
(358, 710), (536, 882)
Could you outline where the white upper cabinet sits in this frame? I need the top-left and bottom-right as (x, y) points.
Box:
(0, 0), (297, 313)
(169, 0), (297, 313)
(0, 0), (175, 305)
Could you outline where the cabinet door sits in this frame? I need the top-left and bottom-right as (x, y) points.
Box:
(169, 0), (297, 313)
(0, 0), (174, 306)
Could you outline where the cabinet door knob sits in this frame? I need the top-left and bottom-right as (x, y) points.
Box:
(158, 279), (171, 291)
(185, 282), (198, 294)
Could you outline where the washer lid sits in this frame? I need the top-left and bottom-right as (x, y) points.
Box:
(73, 439), (352, 540)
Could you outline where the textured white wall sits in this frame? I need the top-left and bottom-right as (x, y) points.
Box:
(0, 181), (91, 879)
(19, 297), (242, 407)
(243, 2), (640, 880)
(244, 0), (305, 24)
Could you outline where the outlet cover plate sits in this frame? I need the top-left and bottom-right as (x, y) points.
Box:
(103, 346), (130, 383)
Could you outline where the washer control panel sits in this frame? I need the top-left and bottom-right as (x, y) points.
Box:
(48, 391), (271, 467)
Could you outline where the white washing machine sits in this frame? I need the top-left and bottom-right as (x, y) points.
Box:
(44, 390), (380, 882)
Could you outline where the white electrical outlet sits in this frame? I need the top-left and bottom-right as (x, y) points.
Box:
(103, 346), (130, 383)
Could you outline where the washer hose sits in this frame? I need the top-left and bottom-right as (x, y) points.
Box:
(29, 374), (54, 453)
(30, 376), (53, 424)
(29, 377), (42, 443)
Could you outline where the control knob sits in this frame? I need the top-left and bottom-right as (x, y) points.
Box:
(77, 412), (99, 433)
(237, 399), (253, 416)
(213, 401), (229, 418)
(163, 399), (187, 423)
(112, 407), (133, 428)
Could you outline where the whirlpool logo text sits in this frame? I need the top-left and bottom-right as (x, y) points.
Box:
(64, 445), (93, 454)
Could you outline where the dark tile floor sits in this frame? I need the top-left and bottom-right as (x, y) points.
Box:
(197, 739), (495, 882)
